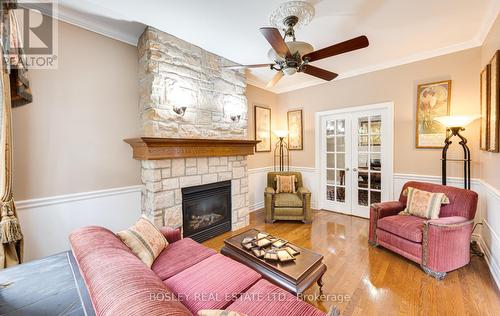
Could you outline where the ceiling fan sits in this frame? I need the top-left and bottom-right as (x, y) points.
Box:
(224, 7), (369, 88)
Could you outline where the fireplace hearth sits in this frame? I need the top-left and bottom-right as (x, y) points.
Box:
(182, 180), (232, 243)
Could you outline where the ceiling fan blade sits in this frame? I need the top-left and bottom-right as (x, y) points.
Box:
(266, 71), (284, 88)
(303, 35), (369, 62)
(260, 27), (292, 58)
(303, 65), (338, 81)
(222, 64), (272, 70)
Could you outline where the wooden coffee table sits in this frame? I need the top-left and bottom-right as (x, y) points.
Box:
(220, 228), (326, 295)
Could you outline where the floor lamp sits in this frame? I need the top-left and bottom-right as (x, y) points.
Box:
(274, 130), (290, 171)
(434, 115), (480, 190)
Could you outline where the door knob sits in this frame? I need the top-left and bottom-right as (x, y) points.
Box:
(346, 168), (350, 171)
(353, 168), (358, 172)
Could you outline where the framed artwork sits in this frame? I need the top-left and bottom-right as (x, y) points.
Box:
(287, 109), (303, 150)
(415, 80), (451, 148)
(254, 105), (271, 152)
(480, 65), (491, 151)
(488, 50), (499, 153)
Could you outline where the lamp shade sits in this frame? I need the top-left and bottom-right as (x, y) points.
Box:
(434, 115), (480, 128)
(274, 130), (289, 138)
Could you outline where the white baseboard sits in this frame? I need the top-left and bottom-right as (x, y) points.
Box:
(474, 230), (500, 289)
(17, 185), (142, 262)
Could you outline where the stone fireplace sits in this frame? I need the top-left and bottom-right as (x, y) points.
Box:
(128, 27), (257, 234)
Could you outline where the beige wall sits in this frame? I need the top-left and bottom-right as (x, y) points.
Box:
(273, 48), (481, 178)
(246, 84), (280, 170)
(479, 14), (500, 190)
(12, 20), (141, 200)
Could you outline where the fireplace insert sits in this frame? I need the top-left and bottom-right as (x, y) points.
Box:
(182, 180), (231, 243)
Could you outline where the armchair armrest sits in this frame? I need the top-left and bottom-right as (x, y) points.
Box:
(371, 201), (405, 219)
(265, 187), (275, 195)
(297, 187), (311, 195)
(264, 187), (275, 223)
(296, 187), (312, 223)
(159, 226), (182, 243)
(422, 216), (473, 274)
(369, 201), (405, 245)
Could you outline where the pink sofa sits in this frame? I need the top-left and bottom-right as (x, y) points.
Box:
(70, 226), (327, 316)
(369, 181), (478, 279)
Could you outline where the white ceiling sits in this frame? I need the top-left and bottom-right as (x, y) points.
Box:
(35, 0), (500, 93)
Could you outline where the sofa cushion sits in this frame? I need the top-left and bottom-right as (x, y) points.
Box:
(377, 215), (425, 243)
(275, 193), (302, 207)
(227, 279), (326, 316)
(276, 175), (296, 193)
(70, 226), (192, 316)
(377, 229), (422, 263)
(164, 254), (261, 314)
(152, 238), (216, 280)
(116, 216), (168, 267)
(400, 187), (449, 219)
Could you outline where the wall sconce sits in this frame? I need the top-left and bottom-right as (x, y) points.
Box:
(434, 115), (480, 189)
(172, 106), (187, 117)
(230, 114), (241, 123)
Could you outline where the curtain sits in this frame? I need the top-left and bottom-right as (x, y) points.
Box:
(0, 0), (33, 268)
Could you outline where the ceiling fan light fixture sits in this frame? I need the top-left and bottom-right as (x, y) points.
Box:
(283, 67), (297, 76)
(270, 1), (315, 31)
(267, 41), (314, 61)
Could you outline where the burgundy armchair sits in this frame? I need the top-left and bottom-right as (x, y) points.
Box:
(369, 181), (478, 279)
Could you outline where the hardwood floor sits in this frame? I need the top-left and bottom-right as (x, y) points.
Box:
(203, 209), (500, 316)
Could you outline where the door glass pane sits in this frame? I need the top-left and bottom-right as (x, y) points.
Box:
(336, 153), (345, 169)
(327, 186), (335, 201)
(336, 136), (345, 152)
(327, 137), (335, 152)
(358, 189), (369, 206)
(327, 153), (335, 169)
(358, 153), (368, 171)
(336, 170), (345, 186)
(336, 120), (345, 135)
(370, 172), (381, 190)
(371, 191), (381, 204)
(371, 135), (381, 152)
(370, 115), (381, 134)
(358, 117), (369, 134)
(358, 136), (368, 152)
(358, 171), (369, 188)
(326, 121), (335, 136)
(370, 153), (381, 171)
(327, 170), (335, 185)
(336, 187), (345, 203)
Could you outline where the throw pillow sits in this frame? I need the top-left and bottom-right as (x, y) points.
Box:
(276, 175), (296, 193)
(116, 216), (168, 267)
(198, 310), (247, 316)
(399, 187), (450, 219)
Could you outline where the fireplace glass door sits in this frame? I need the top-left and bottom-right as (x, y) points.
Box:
(182, 180), (231, 242)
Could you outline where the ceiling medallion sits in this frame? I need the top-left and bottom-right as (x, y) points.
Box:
(269, 1), (315, 31)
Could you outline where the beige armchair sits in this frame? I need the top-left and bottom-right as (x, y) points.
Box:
(264, 172), (312, 223)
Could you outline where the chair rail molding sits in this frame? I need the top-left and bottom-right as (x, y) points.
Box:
(16, 186), (142, 262)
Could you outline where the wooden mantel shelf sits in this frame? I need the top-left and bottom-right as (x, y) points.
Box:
(124, 137), (261, 160)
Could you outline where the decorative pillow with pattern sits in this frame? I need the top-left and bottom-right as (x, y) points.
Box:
(198, 310), (247, 316)
(116, 216), (168, 267)
(399, 187), (450, 219)
(276, 175), (296, 193)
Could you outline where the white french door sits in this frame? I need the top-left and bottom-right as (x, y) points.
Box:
(318, 104), (393, 218)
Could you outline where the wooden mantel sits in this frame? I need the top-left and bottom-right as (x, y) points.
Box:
(124, 137), (261, 160)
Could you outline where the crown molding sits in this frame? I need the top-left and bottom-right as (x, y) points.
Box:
(254, 38), (483, 94)
(251, 2), (500, 94)
(19, 2), (145, 46)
